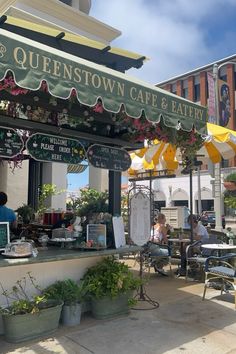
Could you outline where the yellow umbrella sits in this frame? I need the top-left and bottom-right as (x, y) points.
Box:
(129, 123), (236, 173)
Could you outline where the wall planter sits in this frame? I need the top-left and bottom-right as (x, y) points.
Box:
(61, 303), (81, 326)
(91, 292), (131, 320)
(223, 181), (236, 191)
(2, 300), (63, 343)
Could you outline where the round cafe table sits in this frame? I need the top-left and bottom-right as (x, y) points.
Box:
(201, 243), (236, 257)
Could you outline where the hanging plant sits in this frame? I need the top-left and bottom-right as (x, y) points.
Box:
(117, 112), (204, 167)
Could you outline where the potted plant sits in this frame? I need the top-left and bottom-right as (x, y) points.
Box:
(43, 279), (83, 326)
(223, 173), (236, 190)
(81, 257), (141, 319)
(0, 272), (63, 343)
(15, 204), (35, 224)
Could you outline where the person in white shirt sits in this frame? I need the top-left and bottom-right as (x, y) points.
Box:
(187, 214), (209, 242)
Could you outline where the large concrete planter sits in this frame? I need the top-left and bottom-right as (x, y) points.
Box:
(91, 292), (131, 320)
(2, 300), (63, 343)
(61, 303), (82, 326)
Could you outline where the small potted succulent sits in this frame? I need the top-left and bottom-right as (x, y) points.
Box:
(0, 272), (63, 343)
(80, 256), (141, 319)
(43, 279), (84, 326)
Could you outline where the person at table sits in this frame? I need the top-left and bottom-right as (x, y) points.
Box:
(0, 191), (17, 230)
(187, 214), (209, 242)
(148, 213), (171, 276)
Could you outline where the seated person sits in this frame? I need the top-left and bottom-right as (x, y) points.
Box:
(0, 191), (17, 231)
(147, 213), (171, 276)
(187, 214), (209, 242)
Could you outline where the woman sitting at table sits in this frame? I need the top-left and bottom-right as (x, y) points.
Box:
(147, 213), (171, 276)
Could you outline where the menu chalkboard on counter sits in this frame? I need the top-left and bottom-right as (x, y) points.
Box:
(87, 144), (131, 171)
(0, 222), (10, 250)
(86, 224), (106, 247)
(26, 133), (86, 164)
(0, 127), (24, 158)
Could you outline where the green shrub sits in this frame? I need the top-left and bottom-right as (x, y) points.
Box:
(81, 257), (141, 300)
(43, 279), (83, 305)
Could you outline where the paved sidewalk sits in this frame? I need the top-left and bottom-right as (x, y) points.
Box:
(1, 263), (236, 354)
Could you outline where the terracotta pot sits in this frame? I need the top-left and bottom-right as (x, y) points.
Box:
(223, 181), (236, 191)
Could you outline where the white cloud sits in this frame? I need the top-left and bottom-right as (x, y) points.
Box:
(90, 0), (236, 84)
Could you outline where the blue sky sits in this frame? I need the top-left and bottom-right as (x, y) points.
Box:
(67, 0), (236, 190)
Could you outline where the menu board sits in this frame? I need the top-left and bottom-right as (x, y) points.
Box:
(26, 133), (86, 164)
(87, 144), (131, 171)
(86, 224), (106, 247)
(0, 222), (10, 250)
(0, 127), (24, 158)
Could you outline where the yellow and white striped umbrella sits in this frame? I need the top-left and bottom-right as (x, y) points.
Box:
(129, 123), (236, 174)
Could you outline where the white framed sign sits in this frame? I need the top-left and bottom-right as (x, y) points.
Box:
(112, 216), (126, 248)
(130, 191), (150, 246)
(86, 224), (106, 247)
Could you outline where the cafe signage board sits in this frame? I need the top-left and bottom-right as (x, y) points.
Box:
(0, 222), (10, 250)
(26, 133), (86, 164)
(0, 127), (24, 158)
(86, 224), (106, 247)
(87, 144), (131, 171)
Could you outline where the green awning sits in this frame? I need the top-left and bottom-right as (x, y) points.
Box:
(0, 29), (207, 134)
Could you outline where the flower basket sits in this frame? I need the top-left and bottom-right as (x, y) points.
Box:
(223, 181), (236, 191)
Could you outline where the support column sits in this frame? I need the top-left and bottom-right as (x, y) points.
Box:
(41, 163), (67, 210)
(89, 166), (108, 192)
(108, 170), (121, 216)
(28, 159), (42, 211)
(0, 161), (8, 192)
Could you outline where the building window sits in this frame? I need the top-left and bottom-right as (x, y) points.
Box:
(59, 0), (72, 5)
(221, 159), (229, 168)
(194, 83), (200, 102)
(171, 83), (177, 95)
(182, 87), (188, 98)
(220, 74), (227, 82)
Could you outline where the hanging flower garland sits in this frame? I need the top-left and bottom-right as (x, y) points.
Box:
(0, 75), (28, 95)
(116, 112), (204, 167)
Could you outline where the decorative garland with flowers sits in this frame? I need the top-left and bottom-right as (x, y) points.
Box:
(0, 73), (204, 169)
(116, 112), (204, 168)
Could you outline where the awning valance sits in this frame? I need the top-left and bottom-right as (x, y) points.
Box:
(0, 29), (207, 134)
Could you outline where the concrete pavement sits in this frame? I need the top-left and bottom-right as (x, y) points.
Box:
(1, 262), (236, 354)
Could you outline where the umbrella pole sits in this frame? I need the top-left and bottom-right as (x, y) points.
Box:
(190, 168), (194, 243)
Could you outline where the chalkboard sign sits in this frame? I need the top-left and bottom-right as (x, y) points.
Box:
(26, 133), (86, 164)
(0, 127), (24, 158)
(0, 222), (10, 250)
(86, 224), (106, 247)
(87, 144), (131, 171)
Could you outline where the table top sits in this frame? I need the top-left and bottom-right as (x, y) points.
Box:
(201, 243), (236, 250)
(168, 238), (190, 243)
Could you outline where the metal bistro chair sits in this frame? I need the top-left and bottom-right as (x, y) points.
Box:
(185, 235), (223, 282)
(202, 254), (236, 309)
(146, 241), (172, 275)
